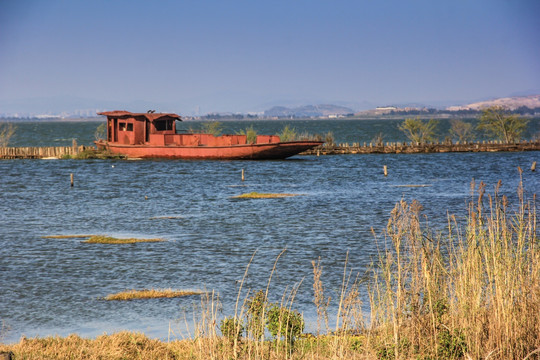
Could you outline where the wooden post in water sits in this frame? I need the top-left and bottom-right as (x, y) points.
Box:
(383, 165), (388, 177)
(241, 169), (245, 181)
(532, 161), (537, 172)
(70, 173), (74, 187)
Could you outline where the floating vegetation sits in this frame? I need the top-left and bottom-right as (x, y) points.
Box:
(82, 236), (165, 244)
(61, 149), (126, 160)
(104, 288), (202, 301)
(393, 184), (432, 188)
(42, 234), (165, 244)
(42, 234), (95, 239)
(231, 192), (301, 199)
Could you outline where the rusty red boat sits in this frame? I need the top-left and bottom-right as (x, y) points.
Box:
(95, 111), (323, 159)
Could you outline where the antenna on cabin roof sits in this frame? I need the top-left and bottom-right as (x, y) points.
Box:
(147, 110), (156, 113)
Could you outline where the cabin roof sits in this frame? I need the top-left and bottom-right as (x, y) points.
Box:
(98, 110), (181, 122)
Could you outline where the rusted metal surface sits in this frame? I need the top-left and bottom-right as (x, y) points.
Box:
(96, 110), (323, 159)
(97, 111), (181, 122)
(95, 139), (323, 159)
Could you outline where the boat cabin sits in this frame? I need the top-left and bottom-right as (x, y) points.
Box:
(98, 111), (180, 146)
(98, 110), (280, 147)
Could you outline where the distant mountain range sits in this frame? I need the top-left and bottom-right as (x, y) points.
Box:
(263, 104), (354, 118)
(1, 95), (539, 119)
(446, 95), (540, 111)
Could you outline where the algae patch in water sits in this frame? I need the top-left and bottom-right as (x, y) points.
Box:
(42, 234), (96, 239)
(104, 288), (202, 301)
(83, 236), (165, 244)
(231, 192), (301, 199)
(43, 235), (165, 244)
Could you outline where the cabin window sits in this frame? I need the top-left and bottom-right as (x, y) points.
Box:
(119, 122), (127, 131)
(126, 123), (133, 131)
(154, 120), (173, 131)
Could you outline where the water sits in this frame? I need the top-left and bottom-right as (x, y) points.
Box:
(5, 117), (540, 147)
(1, 120), (539, 343)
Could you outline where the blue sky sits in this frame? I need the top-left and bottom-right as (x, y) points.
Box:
(0, 0), (539, 114)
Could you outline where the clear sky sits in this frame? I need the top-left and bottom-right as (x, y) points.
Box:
(0, 0), (539, 114)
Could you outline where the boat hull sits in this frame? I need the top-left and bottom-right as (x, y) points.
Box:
(95, 140), (323, 160)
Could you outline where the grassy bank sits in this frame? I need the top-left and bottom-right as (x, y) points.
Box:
(1, 176), (538, 359)
(0, 332), (367, 360)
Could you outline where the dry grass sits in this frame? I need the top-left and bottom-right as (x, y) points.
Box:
(104, 288), (202, 301)
(232, 192), (300, 199)
(0, 332), (191, 360)
(0, 333), (372, 360)
(369, 174), (539, 359)
(83, 236), (165, 244)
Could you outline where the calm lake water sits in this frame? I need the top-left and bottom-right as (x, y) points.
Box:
(1, 120), (538, 343)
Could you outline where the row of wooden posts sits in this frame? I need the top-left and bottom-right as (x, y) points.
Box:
(305, 139), (540, 155)
(0, 145), (87, 159)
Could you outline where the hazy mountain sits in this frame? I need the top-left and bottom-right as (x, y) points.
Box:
(447, 95), (540, 111)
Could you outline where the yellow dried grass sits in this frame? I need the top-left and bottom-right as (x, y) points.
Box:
(105, 288), (202, 301)
(83, 236), (165, 244)
(232, 192), (300, 199)
(41, 234), (95, 239)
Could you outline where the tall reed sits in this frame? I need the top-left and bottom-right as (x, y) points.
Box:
(369, 173), (539, 359)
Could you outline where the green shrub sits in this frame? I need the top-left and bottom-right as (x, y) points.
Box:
(246, 290), (267, 340)
(398, 117), (439, 143)
(219, 317), (244, 343)
(437, 329), (466, 359)
(266, 304), (304, 346)
(324, 131), (335, 148)
(478, 106), (528, 143)
(278, 125), (297, 142)
(238, 125), (258, 144)
(94, 123), (106, 141)
(200, 121), (223, 136)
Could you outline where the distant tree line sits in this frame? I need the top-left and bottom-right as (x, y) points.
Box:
(197, 107), (540, 120)
(200, 113), (259, 120)
(512, 106), (540, 115)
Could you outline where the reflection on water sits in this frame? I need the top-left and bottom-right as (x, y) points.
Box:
(0, 121), (538, 343)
